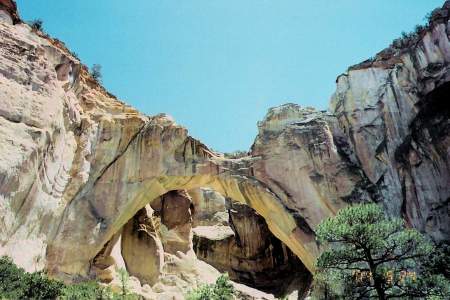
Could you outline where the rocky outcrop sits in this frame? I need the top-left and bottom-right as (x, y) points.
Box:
(0, 1), (449, 299)
(251, 104), (368, 236)
(45, 109), (319, 278)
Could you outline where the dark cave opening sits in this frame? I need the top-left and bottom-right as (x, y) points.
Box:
(189, 188), (312, 298)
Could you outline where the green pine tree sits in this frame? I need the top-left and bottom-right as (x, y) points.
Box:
(314, 203), (449, 300)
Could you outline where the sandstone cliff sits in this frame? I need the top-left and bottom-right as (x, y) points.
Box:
(0, 1), (449, 299)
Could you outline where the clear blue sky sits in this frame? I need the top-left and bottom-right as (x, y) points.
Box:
(16, 0), (443, 152)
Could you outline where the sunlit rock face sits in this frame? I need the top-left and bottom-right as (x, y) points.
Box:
(0, 12), (147, 275)
(251, 104), (370, 233)
(0, 0), (449, 299)
(121, 206), (163, 286)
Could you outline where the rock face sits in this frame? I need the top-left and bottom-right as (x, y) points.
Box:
(0, 1), (449, 299)
(251, 105), (367, 242)
(121, 206), (163, 286)
(190, 188), (229, 227)
(151, 190), (194, 254)
(330, 2), (450, 241)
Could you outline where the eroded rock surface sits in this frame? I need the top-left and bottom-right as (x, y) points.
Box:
(121, 206), (163, 286)
(190, 187), (229, 226)
(101, 191), (279, 299)
(193, 198), (311, 297)
(155, 190), (194, 254)
(251, 104), (367, 238)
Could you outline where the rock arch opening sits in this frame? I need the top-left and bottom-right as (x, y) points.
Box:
(89, 188), (312, 297)
(48, 171), (320, 280)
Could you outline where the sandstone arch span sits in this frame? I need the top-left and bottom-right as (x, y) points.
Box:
(47, 117), (330, 279)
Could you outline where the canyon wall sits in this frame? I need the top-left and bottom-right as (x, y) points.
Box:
(330, 9), (450, 240)
(0, 1), (449, 299)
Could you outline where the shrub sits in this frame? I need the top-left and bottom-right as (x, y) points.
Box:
(187, 274), (234, 300)
(24, 271), (65, 299)
(401, 31), (409, 40)
(0, 256), (29, 299)
(61, 281), (112, 300)
(415, 24), (425, 35)
(213, 274), (234, 300)
(90, 64), (103, 83)
(0, 256), (64, 299)
(29, 19), (44, 31)
(391, 10), (436, 50)
(187, 284), (215, 300)
(70, 51), (80, 60)
(0, 256), (139, 300)
(422, 243), (450, 279)
(118, 267), (130, 298)
(425, 8), (440, 24)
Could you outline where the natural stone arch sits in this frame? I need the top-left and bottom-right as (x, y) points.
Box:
(47, 119), (321, 280)
(49, 174), (319, 278)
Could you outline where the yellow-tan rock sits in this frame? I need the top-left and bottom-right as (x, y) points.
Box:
(121, 207), (163, 286)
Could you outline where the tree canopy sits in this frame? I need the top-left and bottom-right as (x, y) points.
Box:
(314, 203), (449, 299)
